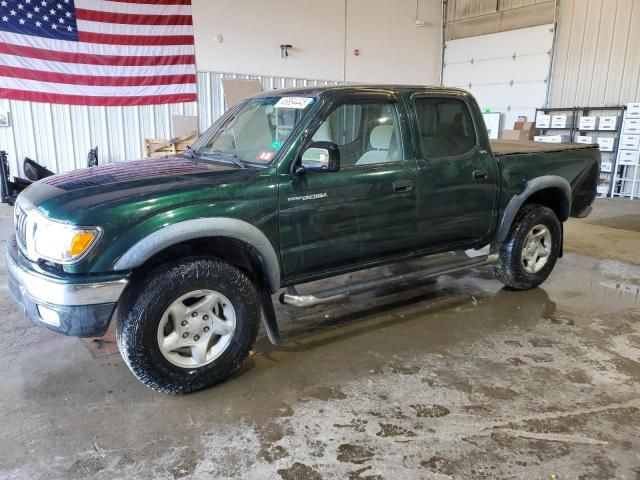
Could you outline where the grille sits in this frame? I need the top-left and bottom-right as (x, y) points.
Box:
(15, 206), (28, 252)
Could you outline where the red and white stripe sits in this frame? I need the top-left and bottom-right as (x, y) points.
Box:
(0, 0), (197, 106)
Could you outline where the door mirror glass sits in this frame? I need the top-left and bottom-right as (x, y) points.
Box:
(299, 141), (340, 173)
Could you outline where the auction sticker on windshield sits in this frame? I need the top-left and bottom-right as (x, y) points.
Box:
(275, 97), (314, 109)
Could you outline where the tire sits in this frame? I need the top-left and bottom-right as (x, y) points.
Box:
(116, 258), (260, 394)
(493, 204), (561, 290)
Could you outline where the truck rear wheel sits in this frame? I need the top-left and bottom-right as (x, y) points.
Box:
(116, 258), (260, 394)
(493, 204), (561, 290)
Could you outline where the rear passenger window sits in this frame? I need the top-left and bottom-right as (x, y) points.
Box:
(414, 98), (476, 158)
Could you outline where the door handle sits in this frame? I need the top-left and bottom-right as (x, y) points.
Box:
(473, 169), (489, 180)
(393, 179), (413, 193)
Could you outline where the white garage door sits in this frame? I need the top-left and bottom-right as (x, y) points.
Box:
(443, 24), (555, 135)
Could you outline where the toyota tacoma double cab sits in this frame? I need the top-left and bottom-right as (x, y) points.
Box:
(6, 86), (598, 393)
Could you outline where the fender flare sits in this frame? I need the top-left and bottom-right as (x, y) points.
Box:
(114, 217), (281, 293)
(495, 175), (571, 245)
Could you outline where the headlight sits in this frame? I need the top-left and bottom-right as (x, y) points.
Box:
(33, 218), (101, 263)
(15, 198), (101, 264)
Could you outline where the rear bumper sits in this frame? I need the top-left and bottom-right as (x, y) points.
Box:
(6, 237), (128, 337)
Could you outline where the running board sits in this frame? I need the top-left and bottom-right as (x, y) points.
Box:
(280, 253), (499, 308)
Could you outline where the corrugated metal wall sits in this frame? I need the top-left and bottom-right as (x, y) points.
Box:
(445, 0), (554, 40)
(0, 98), (198, 178)
(549, 0), (640, 107)
(0, 71), (337, 178)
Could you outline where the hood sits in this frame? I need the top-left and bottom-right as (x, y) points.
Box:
(39, 156), (235, 192)
(21, 155), (257, 221)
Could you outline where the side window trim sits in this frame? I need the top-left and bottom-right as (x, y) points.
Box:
(411, 94), (479, 161)
(306, 99), (406, 170)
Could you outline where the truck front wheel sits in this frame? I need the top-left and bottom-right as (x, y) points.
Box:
(493, 204), (561, 290)
(116, 258), (260, 394)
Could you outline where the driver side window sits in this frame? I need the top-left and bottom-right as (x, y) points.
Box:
(312, 102), (403, 168)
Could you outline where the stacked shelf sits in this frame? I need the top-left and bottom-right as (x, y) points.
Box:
(534, 107), (575, 144)
(611, 103), (640, 200)
(574, 107), (624, 197)
(534, 106), (625, 197)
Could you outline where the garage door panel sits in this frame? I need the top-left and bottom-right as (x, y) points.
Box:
(445, 24), (554, 62)
(444, 24), (554, 136)
(466, 83), (547, 109)
(444, 54), (551, 85)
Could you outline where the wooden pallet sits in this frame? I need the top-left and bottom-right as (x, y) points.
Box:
(145, 131), (198, 158)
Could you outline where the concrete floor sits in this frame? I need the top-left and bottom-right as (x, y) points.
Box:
(1, 199), (640, 479)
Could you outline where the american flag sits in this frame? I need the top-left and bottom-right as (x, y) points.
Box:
(0, 0), (196, 106)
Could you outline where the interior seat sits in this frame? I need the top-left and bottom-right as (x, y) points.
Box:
(355, 125), (394, 166)
(312, 119), (334, 142)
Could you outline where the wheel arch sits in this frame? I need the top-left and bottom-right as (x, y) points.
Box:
(495, 175), (571, 245)
(114, 218), (281, 293)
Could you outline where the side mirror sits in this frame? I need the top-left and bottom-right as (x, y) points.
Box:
(297, 141), (340, 174)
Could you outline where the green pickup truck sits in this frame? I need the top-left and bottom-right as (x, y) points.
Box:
(7, 85), (598, 393)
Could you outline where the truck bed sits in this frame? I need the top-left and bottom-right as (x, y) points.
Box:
(491, 140), (597, 157)
(492, 139), (599, 218)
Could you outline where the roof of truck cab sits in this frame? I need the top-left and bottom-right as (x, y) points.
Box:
(251, 84), (470, 98)
(491, 140), (599, 156)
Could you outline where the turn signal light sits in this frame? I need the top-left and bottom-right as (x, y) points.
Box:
(70, 231), (97, 257)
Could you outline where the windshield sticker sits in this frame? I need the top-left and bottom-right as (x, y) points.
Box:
(271, 140), (283, 150)
(275, 97), (314, 109)
(257, 150), (276, 162)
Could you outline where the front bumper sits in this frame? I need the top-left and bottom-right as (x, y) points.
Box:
(6, 237), (129, 337)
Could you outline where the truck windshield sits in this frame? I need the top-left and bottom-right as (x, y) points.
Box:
(195, 96), (316, 165)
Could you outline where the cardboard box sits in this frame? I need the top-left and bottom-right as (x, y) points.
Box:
(534, 135), (570, 143)
(535, 113), (551, 128)
(597, 184), (610, 196)
(511, 120), (535, 139)
(551, 115), (569, 128)
(599, 116), (618, 131)
(578, 116), (597, 130)
(575, 135), (594, 144)
(618, 149), (640, 165)
(513, 120), (534, 130)
(627, 103), (640, 118)
(601, 160), (613, 173)
(622, 118), (640, 134)
(221, 79), (263, 108)
(619, 134), (640, 150)
(501, 130), (530, 141)
(522, 121), (535, 133)
(596, 137), (615, 151)
(172, 115), (198, 138)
